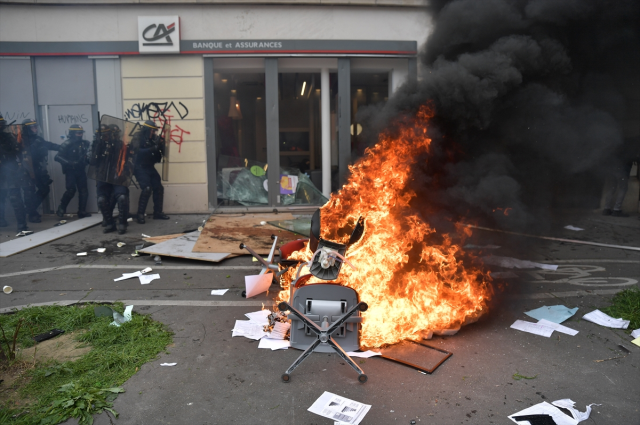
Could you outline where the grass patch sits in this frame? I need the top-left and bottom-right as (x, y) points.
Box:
(601, 288), (640, 331)
(0, 303), (172, 424)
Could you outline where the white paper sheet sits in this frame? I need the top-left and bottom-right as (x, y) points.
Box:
(551, 399), (600, 423)
(538, 319), (579, 336)
(268, 321), (291, 340)
(509, 401), (578, 425)
(308, 392), (371, 425)
(345, 350), (381, 358)
(244, 273), (274, 298)
(582, 309), (630, 329)
(245, 310), (271, 324)
(114, 267), (153, 282)
(160, 363), (177, 366)
(139, 274), (160, 285)
(482, 256), (558, 270)
(510, 320), (554, 337)
(630, 328), (640, 339)
(110, 305), (133, 327)
(77, 252), (87, 256)
(258, 338), (290, 350)
(232, 320), (268, 340)
(564, 225), (584, 231)
(210, 289), (229, 295)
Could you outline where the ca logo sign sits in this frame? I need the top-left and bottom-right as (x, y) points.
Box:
(142, 22), (175, 46)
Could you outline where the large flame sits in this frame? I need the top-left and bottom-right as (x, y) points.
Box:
(279, 106), (492, 347)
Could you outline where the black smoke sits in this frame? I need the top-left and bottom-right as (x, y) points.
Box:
(357, 0), (640, 233)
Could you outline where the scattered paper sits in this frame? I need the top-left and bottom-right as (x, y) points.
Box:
(582, 309), (629, 329)
(127, 217), (133, 222)
(630, 328), (640, 339)
(252, 257), (268, 262)
(509, 401), (578, 425)
(551, 399), (600, 423)
(345, 350), (381, 358)
(141, 233), (150, 238)
(210, 289), (229, 296)
(308, 392), (371, 425)
(632, 337), (640, 347)
(91, 248), (106, 253)
(525, 305), (579, 324)
(564, 225), (584, 231)
(131, 253), (140, 257)
(110, 305), (133, 327)
(77, 252), (87, 256)
(117, 242), (126, 248)
(269, 322), (291, 340)
(232, 320), (268, 340)
(244, 273), (274, 298)
(114, 267), (153, 282)
(482, 256), (558, 271)
(537, 319), (579, 336)
(245, 310), (271, 324)
(511, 320), (554, 337)
(258, 338), (290, 350)
(139, 274), (160, 285)
(160, 363), (177, 366)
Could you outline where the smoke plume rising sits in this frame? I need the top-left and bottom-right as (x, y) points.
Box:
(358, 0), (640, 233)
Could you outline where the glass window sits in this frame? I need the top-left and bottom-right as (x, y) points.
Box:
(350, 73), (389, 160)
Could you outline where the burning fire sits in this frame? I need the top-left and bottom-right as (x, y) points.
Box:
(279, 106), (492, 348)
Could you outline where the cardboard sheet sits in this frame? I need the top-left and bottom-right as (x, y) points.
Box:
(192, 213), (296, 255)
(139, 232), (231, 263)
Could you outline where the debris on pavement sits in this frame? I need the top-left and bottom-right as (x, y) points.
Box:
(110, 305), (133, 327)
(210, 289), (229, 295)
(154, 255), (162, 265)
(308, 391), (371, 425)
(160, 363), (177, 366)
(631, 329), (640, 339)
(139, 274), (160, 285)
(91, 248), (106, 253)
(536, 319), (578, 336)
(117, 242), (126, 248)
(511, 320), (554, 337)
(141, 233), (150, 238)
(15, 230), (34, 237)
(564, 225), (584, 231)
(525, 305), (578, 323)
(509, 399), (599, 425)
(582, 309), (630, 329)
(258, 338), (290, 350)
(345, 350), (381, 358)
(3, 285), (13, 294)
(76, 252), (87, 256)
(244, 273), (274, 298)
(114, 267), (153, 282)
(481, 256), (558, 270)
(632, 337), (640, 347)
(232, 320), (268, 340)
(33, 329), (65, 343)
(54, 220), (67, 227)
(268, 321), (291, 340)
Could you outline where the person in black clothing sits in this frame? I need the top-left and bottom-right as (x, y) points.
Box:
(0, 114), (29, 231)
(133, 120), (169, 224)
(54, 124), (92, 218)
(91, 124), (134, 234)
(20, 119), (60, 223)
(602, 136), (640, 217)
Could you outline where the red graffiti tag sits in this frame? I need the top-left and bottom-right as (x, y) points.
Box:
(150, 109), (191, 153)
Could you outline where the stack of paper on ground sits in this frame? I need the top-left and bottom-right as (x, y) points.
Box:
(258, 321), (291, 350)
(582, 309), (630, 329)
(512, 304), (580, 337)
(232, 310), (292, 349)
(345, 350), (381, 358)
(114, 267), (159, 284)
(509, 399), (599, 424)
(308, 392), (371, 425)
(525, 305), (578, 323)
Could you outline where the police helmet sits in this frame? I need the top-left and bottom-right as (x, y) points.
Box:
(21, 119), (38, 135)
(69, 124), (85, 139)
(0, 114), (6, 128)
(95, 124), (111, 134)
(142, 120), (159, 130)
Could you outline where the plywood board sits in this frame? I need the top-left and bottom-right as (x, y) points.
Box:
(139, 231), (231, 263)
(0, 216), (102, 258)
(142, 233), (186, 244)
(193, 213), (298, 255)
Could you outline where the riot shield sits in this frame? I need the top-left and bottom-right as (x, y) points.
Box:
(87, 115), (140, 186)
(160, 123), (171, 181)
(9, 124), (35, 179)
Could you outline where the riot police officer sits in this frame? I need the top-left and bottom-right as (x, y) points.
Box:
(21, 118), (60, 223)
(91, 124), (133, 234)
(133, 120), (169, 224)
(0, 114), (29, 231)
(54, 124), (91, 218)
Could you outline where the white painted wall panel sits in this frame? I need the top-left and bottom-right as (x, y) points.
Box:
(35, 57), (95, 106)
(0, 58), (36, 122)
(95, 58), (123, 118)
(121, 55), (203, 78)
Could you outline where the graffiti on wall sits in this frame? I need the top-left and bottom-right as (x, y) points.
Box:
(1, 111), (32, 122)
(58, 114), (89, 124)
(124, 101), (191, 153)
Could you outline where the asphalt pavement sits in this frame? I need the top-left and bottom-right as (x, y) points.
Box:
(1, 211), (639, 425)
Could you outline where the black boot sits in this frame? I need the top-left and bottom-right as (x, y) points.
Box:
(137, 188), (151, 224)
(103, 221), (116, 233)
(116, 194), (129, 235)
(57, 190), (74, 218)
(28, 212), (42, 223)
(152, 188), (169, 220)
(77, 188), (91, 218)
(8, 189), (28, 232)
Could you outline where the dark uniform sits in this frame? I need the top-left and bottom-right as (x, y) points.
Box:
(0, 114), (28, 231)
(21, 119), (60, 223)
(91, 124), (133, 234)
(133, 120), (169, 224)
(54, 124), (92, 218)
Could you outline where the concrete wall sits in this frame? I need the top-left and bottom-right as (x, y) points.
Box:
(0, 4), (432, 49)
(121, 55), (208, 213)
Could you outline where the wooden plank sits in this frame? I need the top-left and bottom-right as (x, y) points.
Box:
(0, 216), (102, 258)
(192, 213), (299, 255)
(139, 232), (231, 263)
(142, 233), (185, 244)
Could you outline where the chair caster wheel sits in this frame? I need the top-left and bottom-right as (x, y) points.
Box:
(358, 374), (368, 383)
(282, 373), (291, 383)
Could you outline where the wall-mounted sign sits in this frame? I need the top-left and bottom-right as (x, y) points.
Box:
(138, 16), (180, 54)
